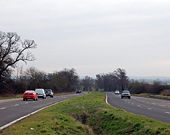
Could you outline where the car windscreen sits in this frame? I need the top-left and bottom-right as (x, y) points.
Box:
(123, 91), (130, 93)
(35, 89), (44, 94)
(25, 91), (34, 93)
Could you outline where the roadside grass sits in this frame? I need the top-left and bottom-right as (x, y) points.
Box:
(1, 92), (170, 135)
(133, 93), (170, 100)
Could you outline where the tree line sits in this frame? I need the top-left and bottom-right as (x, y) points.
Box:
(10, 67), (79, 94)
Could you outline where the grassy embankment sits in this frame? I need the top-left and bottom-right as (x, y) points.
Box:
(1, 92), (170, 135)
(133, 93), (170, 100)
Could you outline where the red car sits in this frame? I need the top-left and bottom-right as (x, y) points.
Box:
(23, 90), (38, 101)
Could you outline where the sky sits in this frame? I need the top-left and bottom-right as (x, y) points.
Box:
(1, 0), (170, 77)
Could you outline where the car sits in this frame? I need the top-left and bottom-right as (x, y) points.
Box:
(76, 90), (81, 94)
(114, 90), (120, 95)
(45, 89), (54, 98)
(35, 88), (46, 99)
(23, 90), (38, 101)
(121, 90), (131, 99)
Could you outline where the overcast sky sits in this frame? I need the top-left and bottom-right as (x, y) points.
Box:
(1, 0), (170, 77)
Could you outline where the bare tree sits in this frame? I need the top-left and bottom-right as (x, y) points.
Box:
(0, 31), (37, 84)
(114, 68), (128, 91)
(95, 68), (128, 91)
(80, 76), (95, 91)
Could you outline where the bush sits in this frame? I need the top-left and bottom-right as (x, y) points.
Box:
(161, 90), (170, 96)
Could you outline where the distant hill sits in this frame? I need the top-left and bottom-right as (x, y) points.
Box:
(129, 76), (170, 85)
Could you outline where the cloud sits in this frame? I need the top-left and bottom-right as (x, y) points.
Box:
(1, 0), (170, 76)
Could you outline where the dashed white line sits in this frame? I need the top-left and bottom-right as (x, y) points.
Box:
(147, 108), (152, 110)
(165, 112), (170, 114)
(0, 107), (6, 110)
(137, 105), (141, 107)
(14, 104), (19, 107)
(159, 105), (166, 107)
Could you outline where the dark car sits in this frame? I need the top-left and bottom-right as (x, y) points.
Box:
(76, 90), (81, 94)
(121, 90), (131, 99)
(45, 89), (54, 98)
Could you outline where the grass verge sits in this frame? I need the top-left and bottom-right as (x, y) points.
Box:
(1, 92), (170, 135)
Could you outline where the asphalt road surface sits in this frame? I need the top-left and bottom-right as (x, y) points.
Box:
(107, 92), (170, 123)
(0, 93), (85, 129)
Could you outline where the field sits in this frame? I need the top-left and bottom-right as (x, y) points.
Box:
(1, 92), (170, 135)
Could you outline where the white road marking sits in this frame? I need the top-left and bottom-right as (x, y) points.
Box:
(159, 104), (166, 107)
(137, 105), (141, 107)
(165, 112), (170, 114)
(106, 94), (110, 105)
(0, 107), (6, 110)
(147, 108), (152, 110)
(14, 104), (19, 107)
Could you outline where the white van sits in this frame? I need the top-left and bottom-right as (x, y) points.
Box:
(35, 88), (46, 99)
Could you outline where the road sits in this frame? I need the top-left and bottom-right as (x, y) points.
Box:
(0, 93), (84, 129)
(107, 92), (170, 123)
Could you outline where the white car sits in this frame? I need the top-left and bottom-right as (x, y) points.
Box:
(114, 90), (120, 95)
(121, 90), (131, 99)
(35, 88), (46, 99)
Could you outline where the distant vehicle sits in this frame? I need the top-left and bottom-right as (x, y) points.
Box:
(121, 90), (131, 99)
(35, 88), (46, 99)
(76, 90), (81, 94)
(114, 90), (120, 95)
(45, 89), (54, 98)
(23, 90), (38, 101)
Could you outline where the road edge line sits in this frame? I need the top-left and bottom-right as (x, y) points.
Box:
(105, 93), (111, 106)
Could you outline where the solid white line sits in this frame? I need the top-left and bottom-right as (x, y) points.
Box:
(0, 100), (64, 130)
(105, 93), (111, 106)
